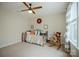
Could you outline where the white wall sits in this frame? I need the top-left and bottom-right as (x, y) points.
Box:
(0, 2), (66, 48)
(0, 3), (31, 48)
(29, 13), (66, 39)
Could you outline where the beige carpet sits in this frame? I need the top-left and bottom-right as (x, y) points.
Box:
(0, 42), (67, 57)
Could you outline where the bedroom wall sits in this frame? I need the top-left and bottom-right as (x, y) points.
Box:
(0, 3), (31, 48)
(0, 2), (66, 48)
(30, 13), (66, 39)
(45, 13), (66, 38)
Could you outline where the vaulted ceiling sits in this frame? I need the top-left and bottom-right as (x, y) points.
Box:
(0, 2), (69, 18)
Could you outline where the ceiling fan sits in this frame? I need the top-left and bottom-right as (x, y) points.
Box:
(21, 2), (42, 14)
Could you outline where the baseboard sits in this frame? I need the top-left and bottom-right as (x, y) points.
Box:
(0, 40), (21, 48)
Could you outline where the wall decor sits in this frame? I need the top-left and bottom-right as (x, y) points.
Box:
(43, 24), (48, 29)
(37, 18), (42, 24)
(31, 25), (34, 29)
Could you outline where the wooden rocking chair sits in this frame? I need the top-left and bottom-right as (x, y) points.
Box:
(53, 32), (61, 49)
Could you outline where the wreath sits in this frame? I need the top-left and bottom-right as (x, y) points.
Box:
(37, 18), (42, 24)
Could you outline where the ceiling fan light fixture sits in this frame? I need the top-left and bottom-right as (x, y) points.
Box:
(22, 2), (42, 14)
(28, 10), (32, 13)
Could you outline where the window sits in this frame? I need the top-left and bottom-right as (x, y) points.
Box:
(66, 2), (78, 47)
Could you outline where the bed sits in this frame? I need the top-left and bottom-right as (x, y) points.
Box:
(26, 30), (45, 46)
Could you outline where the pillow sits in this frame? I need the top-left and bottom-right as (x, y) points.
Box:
(35, 30), (37, 35)
(30, 31), (35, 35)
(27, 32), (30, 35)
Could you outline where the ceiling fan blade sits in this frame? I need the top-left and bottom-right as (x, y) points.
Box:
(23, 2), (29, 8)
(32, 6), (42, 10)
(32, 10), (35, 14)
(21, 9), (29, 12)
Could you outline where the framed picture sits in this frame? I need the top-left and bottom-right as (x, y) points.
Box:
(31, 25), (34, 29)
(43, 24), (48, 29)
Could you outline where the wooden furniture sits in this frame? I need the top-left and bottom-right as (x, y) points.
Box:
(21, 32), (27, 42)
(53, 32), (61, 49)
(48, 32), (61, 49)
